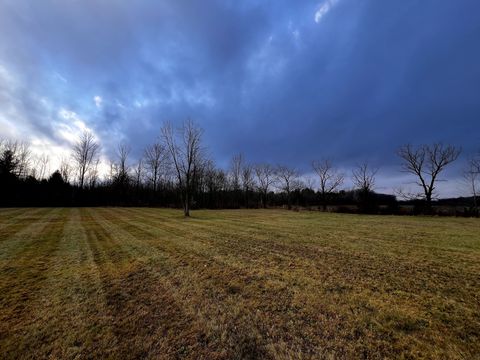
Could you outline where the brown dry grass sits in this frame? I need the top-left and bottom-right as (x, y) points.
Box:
(0, 208), (479, 359)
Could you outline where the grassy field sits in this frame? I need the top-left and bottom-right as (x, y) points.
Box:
(0, 208), (479, 359)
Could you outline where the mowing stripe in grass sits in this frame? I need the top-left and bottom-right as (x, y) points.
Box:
(0, 208), (41, 225)
(0, 209), (68, 358)
(27, 208), (118, 359)
(0, 208), (60, 261)
(0, 208), (52, 240)
(81, 209), (218, 358)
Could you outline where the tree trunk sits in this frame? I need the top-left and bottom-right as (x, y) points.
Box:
(320, 192), (327, 211)
(184, 189), (190, 217)
(424, 192), (433, 214)
(473, 193), (478, 217)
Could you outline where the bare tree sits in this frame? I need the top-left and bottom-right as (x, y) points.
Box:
(312, 159), (344, 211)
(114, 143), (131, 186)
(352, 162), (377, 193)
(87, 158), (100, 188)
(254, 163), (275, 208)
(398, 143), (461, 206)
(59, 157), (72, 183)
(242, 163), (254, 208)
(303, 175), (316, 190)
(229, 153), (244, 207)
(15, 142), (31, 178)
(72, 130), (100, 189)
(464, 155), (480, 215)
(144, 142), (165, 192)
(134, 157), (144, 189)
(35, 154), (50, 180)
(161, 119), (203, 217)
(229, 153), (244, 191)
(275, 165), (300, 210)
(352, 162), (378, 212)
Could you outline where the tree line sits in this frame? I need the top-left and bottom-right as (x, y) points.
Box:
(1, 120), (478, 216)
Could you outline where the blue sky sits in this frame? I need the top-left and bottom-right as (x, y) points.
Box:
(0, 0), (479, 196)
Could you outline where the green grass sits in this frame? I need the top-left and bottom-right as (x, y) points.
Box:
(0, 208), (479, 359)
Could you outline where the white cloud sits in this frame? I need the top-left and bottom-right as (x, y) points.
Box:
(57, 108), (93, 144)
(94, 95), (102, 108)
(314, 0), (339, 23)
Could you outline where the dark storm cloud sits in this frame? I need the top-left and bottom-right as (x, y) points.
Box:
(0, 0), (479, 194)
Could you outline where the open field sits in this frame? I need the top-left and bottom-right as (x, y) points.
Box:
(0, 208), (479, 359)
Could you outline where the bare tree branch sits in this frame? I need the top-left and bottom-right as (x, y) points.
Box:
(254, 163), (275, 208)
(398, 143), (461, 204)
(72, 130), (100, 189)
(161, 119), (204, 216)
(312, 159), (344, 210)
(275, 165), (300, 210)
(352, 162), (377, 193)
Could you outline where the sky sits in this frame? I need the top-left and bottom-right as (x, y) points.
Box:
(0, 0), (479, 197)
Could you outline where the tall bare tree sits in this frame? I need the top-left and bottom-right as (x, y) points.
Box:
(72, 130), (100, 189)
(398, 143), (461, 206)
(161, 119), (203, 217)
(254, 163), (275, 208)
(144, 142), (164, 191)
(312, 159), (344, 211)
(242, 163), (254, 208)
(229, 153), (244, 191)
(229, 153), (244, 207)
(275, 165), (300, 210)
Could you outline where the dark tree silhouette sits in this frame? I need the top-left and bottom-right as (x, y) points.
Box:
(254, 163), (275, 208)
(464, 154), (480, 215)
(144, 142), (165, 192)
(161, 120), (203, 217)
(275, 165), (300, 210)
(0, 149), (18, 178)
(398, 143), (461, 210)
(352, 162), (377, 193)
(352, 162), (378, 213)
(312, 159), (344, 211)
(72, 131), (100, 189)
(242, 163), (254, 208)
(113, 143), (131, 186)
(229, 153), (244, 208)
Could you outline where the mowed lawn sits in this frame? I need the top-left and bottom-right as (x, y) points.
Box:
(0, 209), (479, 359)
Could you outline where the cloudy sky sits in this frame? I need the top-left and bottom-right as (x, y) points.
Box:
(0, 0), (479, 196)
